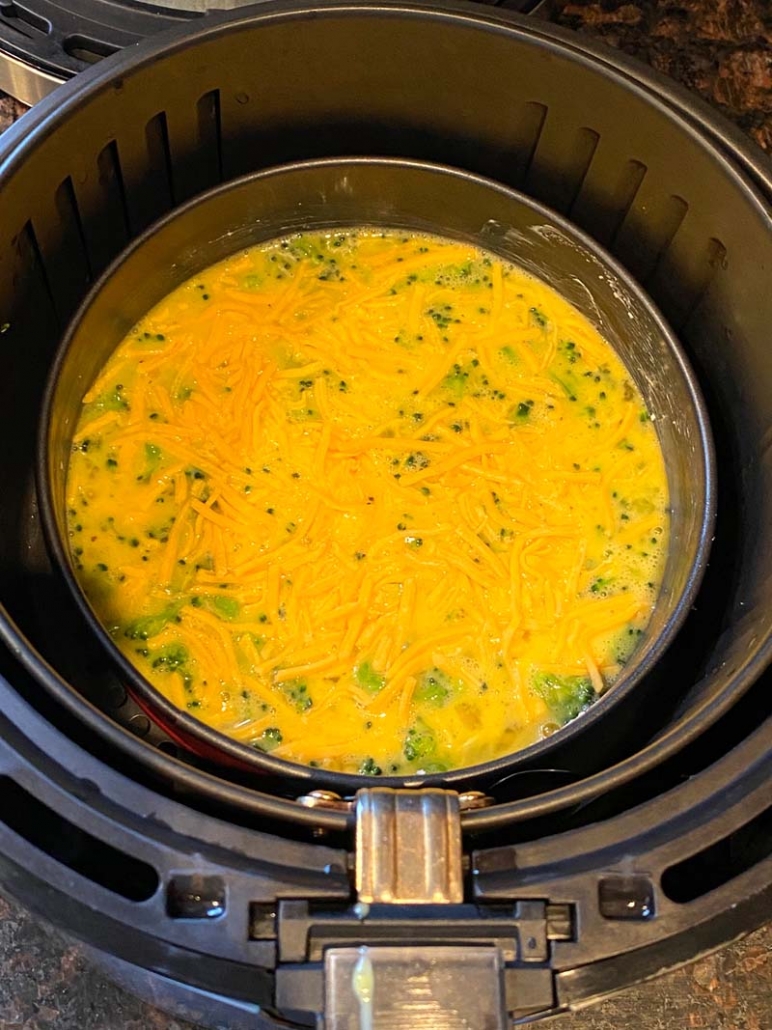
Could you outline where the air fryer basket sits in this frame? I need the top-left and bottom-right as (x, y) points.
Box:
(40, 155), (713, 791)
(0, 2), (771, 1025)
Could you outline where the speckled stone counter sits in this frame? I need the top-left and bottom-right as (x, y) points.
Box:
(0, 93), (24, 131)
(554, 0), (772, 151)
(0, 1), (771, 1027)
(0, 889), (769, 1028)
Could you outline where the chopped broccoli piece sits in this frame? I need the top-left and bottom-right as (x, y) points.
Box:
(532, 671), (596, 724)
(253, 727), (283, 752)
(211, 595), (240, 620)
(286, 237), (317, 260)
(150, 643), (189, 672)
(508, 399), (534, 422)
(414, 667), (454, 707)
(359, 757), (382, 776)
(550, 374), (578, 401)
(355, 660), (385, 694)
(282, 678), (313, 713)
(404, 723), (436, 762)
(123, 601), (184, 640)
(530, 306), (548, 327)
(85, 386), (129, 418)
(133, 441), (165, 483)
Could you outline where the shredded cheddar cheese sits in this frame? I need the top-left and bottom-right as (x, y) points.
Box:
(66, 229), (669, 775)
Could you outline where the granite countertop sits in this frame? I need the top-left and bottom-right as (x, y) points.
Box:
(555, 0), (772, 151)
(0, 0), (771, 1027)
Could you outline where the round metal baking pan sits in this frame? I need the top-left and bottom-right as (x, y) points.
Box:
(39, 154), (714, 793)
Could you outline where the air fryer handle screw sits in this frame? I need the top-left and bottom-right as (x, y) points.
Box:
(297, 789), (353, 811)
(458, 790), (495, 810)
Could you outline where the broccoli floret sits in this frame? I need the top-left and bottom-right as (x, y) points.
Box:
(355, 660), (385, 694)
(253, 727), (283, 752)
(282, 678), (313, 713)
(123, 601), (184, 640)
(532, 671), (596, 724)
(414, 667), (453, 707)
(359, 757), (382, 776)
(85, 386), (129, 417)
(210, 595), (240, 620)
(404, 723), (436, 762)
(150, 643), (189, 672)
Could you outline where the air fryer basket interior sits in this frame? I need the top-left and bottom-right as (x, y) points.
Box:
(40, 156), (713, 789)
(0, 0), (771, 824)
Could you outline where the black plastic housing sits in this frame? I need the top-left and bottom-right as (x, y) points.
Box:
(0, 3), (770, 1025)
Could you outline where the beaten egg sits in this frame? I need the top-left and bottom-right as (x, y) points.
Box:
(66, 229), (668, 775)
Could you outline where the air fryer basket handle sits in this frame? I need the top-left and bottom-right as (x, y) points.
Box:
(322, 787), (509, 1029)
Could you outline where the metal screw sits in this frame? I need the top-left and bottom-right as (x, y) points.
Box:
(297, 790), (354, 811)
(458, 791), (495, 810)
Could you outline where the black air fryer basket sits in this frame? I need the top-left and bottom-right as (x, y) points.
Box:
(0, 3), (771, 1027)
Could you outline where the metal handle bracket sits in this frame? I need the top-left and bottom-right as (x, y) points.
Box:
(355, 787), (463, 904)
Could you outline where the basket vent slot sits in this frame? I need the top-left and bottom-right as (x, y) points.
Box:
(571, 157), (648, 249)
(612, 192), (688, 287)
(504, 101), (548, 188)
(165, 90), (224, 204)
(661, 803), (772, 903)
(565, 127), (601, 211)
(0, 15), (33, 38)
(0, 222), (60, 562)
(27, 179), (92, 325)
(650, 234), (728, 331)
(167, 874), (226, 919)
(62, 34), (118, 64)
(249, 902), (277, 940)
(524, 118), (600, 215)
(115, 113), (175, 235)
(15, 220), (58, 329)
(607, 160), (648, 246)
(0, 2), (49, 34)
(145, 111), (175, 209)
(0, 777), (159, 901)
(197, 89), (223, 189)
(55, 175), (92, 283)
(74, 139), (132, 276)
(24, 176), (91, 328)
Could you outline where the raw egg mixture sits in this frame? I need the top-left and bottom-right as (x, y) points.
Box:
(66, 230), (668, 775)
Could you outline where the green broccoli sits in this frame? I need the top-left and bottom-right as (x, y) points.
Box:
(532, 671), (596, 724)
